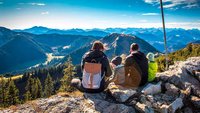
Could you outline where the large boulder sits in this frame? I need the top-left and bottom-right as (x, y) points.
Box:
(107, 82), (137, 102)
(1, 57), (200, 113)
(0, 93), (135, 113)
(157, 57), (200, 97)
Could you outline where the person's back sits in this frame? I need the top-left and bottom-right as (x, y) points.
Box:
(146, 53), (158, 82)
(109, 56), (125, 85)
(71, 41), (112, 93)
(125, 43), (148, 86)
(81, 50), (112, 92)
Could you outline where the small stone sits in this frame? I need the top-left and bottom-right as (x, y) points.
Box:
(180, 87), (191, 99)
(162, 94), (175, 102)
(142, 82), (162, 95)
(168, 98), (183, 113)
(165, 83), (180, 95)
(191, 85), (200, 97)
(140, 94), (147, 103)
(147, 95), (154, 103)
(190, 96), (200, 109)
(160, 105), (169, 113)
(152, 103), (158, 108)
(135, 102), (154, 113)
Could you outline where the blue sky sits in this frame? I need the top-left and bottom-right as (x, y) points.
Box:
(0, 0), (199, 29)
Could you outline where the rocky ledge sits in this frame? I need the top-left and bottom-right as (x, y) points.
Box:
(1, 57), (200, 113)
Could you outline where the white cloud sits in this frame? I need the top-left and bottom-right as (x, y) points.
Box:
(183, 4), (198, 9)
(29, 3), (46, 6)
(0, 2), (3, 4)
(142, 13), (159, 16)
(18, 2), (46, 6)
(144, 0), (199, 9)
(41, 11), (49, 15)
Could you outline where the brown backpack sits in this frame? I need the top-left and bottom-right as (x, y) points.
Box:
(123, 60), (142, 88)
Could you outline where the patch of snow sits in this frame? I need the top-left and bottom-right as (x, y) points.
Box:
(155, 41), (164, 44)
(63, 45), (71, 49)
(45, 53), (65, 65)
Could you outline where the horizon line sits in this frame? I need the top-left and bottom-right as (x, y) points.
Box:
(1, 26), (199, 30)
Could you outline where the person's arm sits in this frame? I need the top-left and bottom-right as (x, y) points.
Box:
(104, 58), (112, 77)
(81, 54), (86, 72)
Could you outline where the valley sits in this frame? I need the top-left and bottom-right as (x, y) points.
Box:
(0, 26), (200, 75)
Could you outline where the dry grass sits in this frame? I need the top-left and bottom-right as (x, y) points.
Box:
(8, 105), (18, 112)
(57, 91), (83, 98)
(0, 74), (23, 82)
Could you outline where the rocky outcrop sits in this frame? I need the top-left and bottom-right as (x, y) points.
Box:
(1, 57), (200, 113)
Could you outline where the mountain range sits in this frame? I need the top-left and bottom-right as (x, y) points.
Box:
(0, 34), (47, 74)
(15, 26), (108, 37)
(0, 27), (100, 74)
(0, 27), (159, 74)
(15, 26), (200, 52)
(61, 33), (159, 64)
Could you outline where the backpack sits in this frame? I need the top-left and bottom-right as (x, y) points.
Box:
(82, 59), (104, 89)
(124, 56), (142, 88)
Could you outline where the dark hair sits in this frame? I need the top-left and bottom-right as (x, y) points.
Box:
(91, 41), (105, 51)
(111, 56), (122, 66)
(131, 43), (139, 51)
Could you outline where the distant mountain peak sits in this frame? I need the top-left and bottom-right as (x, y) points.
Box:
(109, 33), (134, 37)
(28, 26), (50, 29)
(0, 26), (13, 32)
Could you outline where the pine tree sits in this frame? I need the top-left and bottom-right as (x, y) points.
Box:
(59, 57), (76, 92)
(32, 78), (38, 99)
(24, 77), (33, 100)
(24, 91), (31, 102)
(7, 78), (20, 105)
(0, 77), (9, 107)
(58, 74), (69, 92)
(44, 73), (54, 97)
(36, 78), (43, 98)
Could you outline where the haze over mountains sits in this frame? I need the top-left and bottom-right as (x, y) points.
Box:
(15, 26), (200, 52)
(0, 26), (159, 74)
(0, 26), (199, 74)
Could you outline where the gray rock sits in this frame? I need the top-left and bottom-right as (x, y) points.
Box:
(146, 95), (154, 103)
(160, 105), (169, 113)
(190, 96), (200, 109)
(168, 98), (183, 113)
(135, 102), (154, 113)
(158, 57), (200, 89)
(191, 85), (200, 97)
(0, 94), (135, 113)
(180, 87), (191, 99)
(165, 83), (180, 95)
(194, 71), (200, 81)
(108, 83), (137, 102)
(102, 104), (135, 113)
(168, 75), (186, 89)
